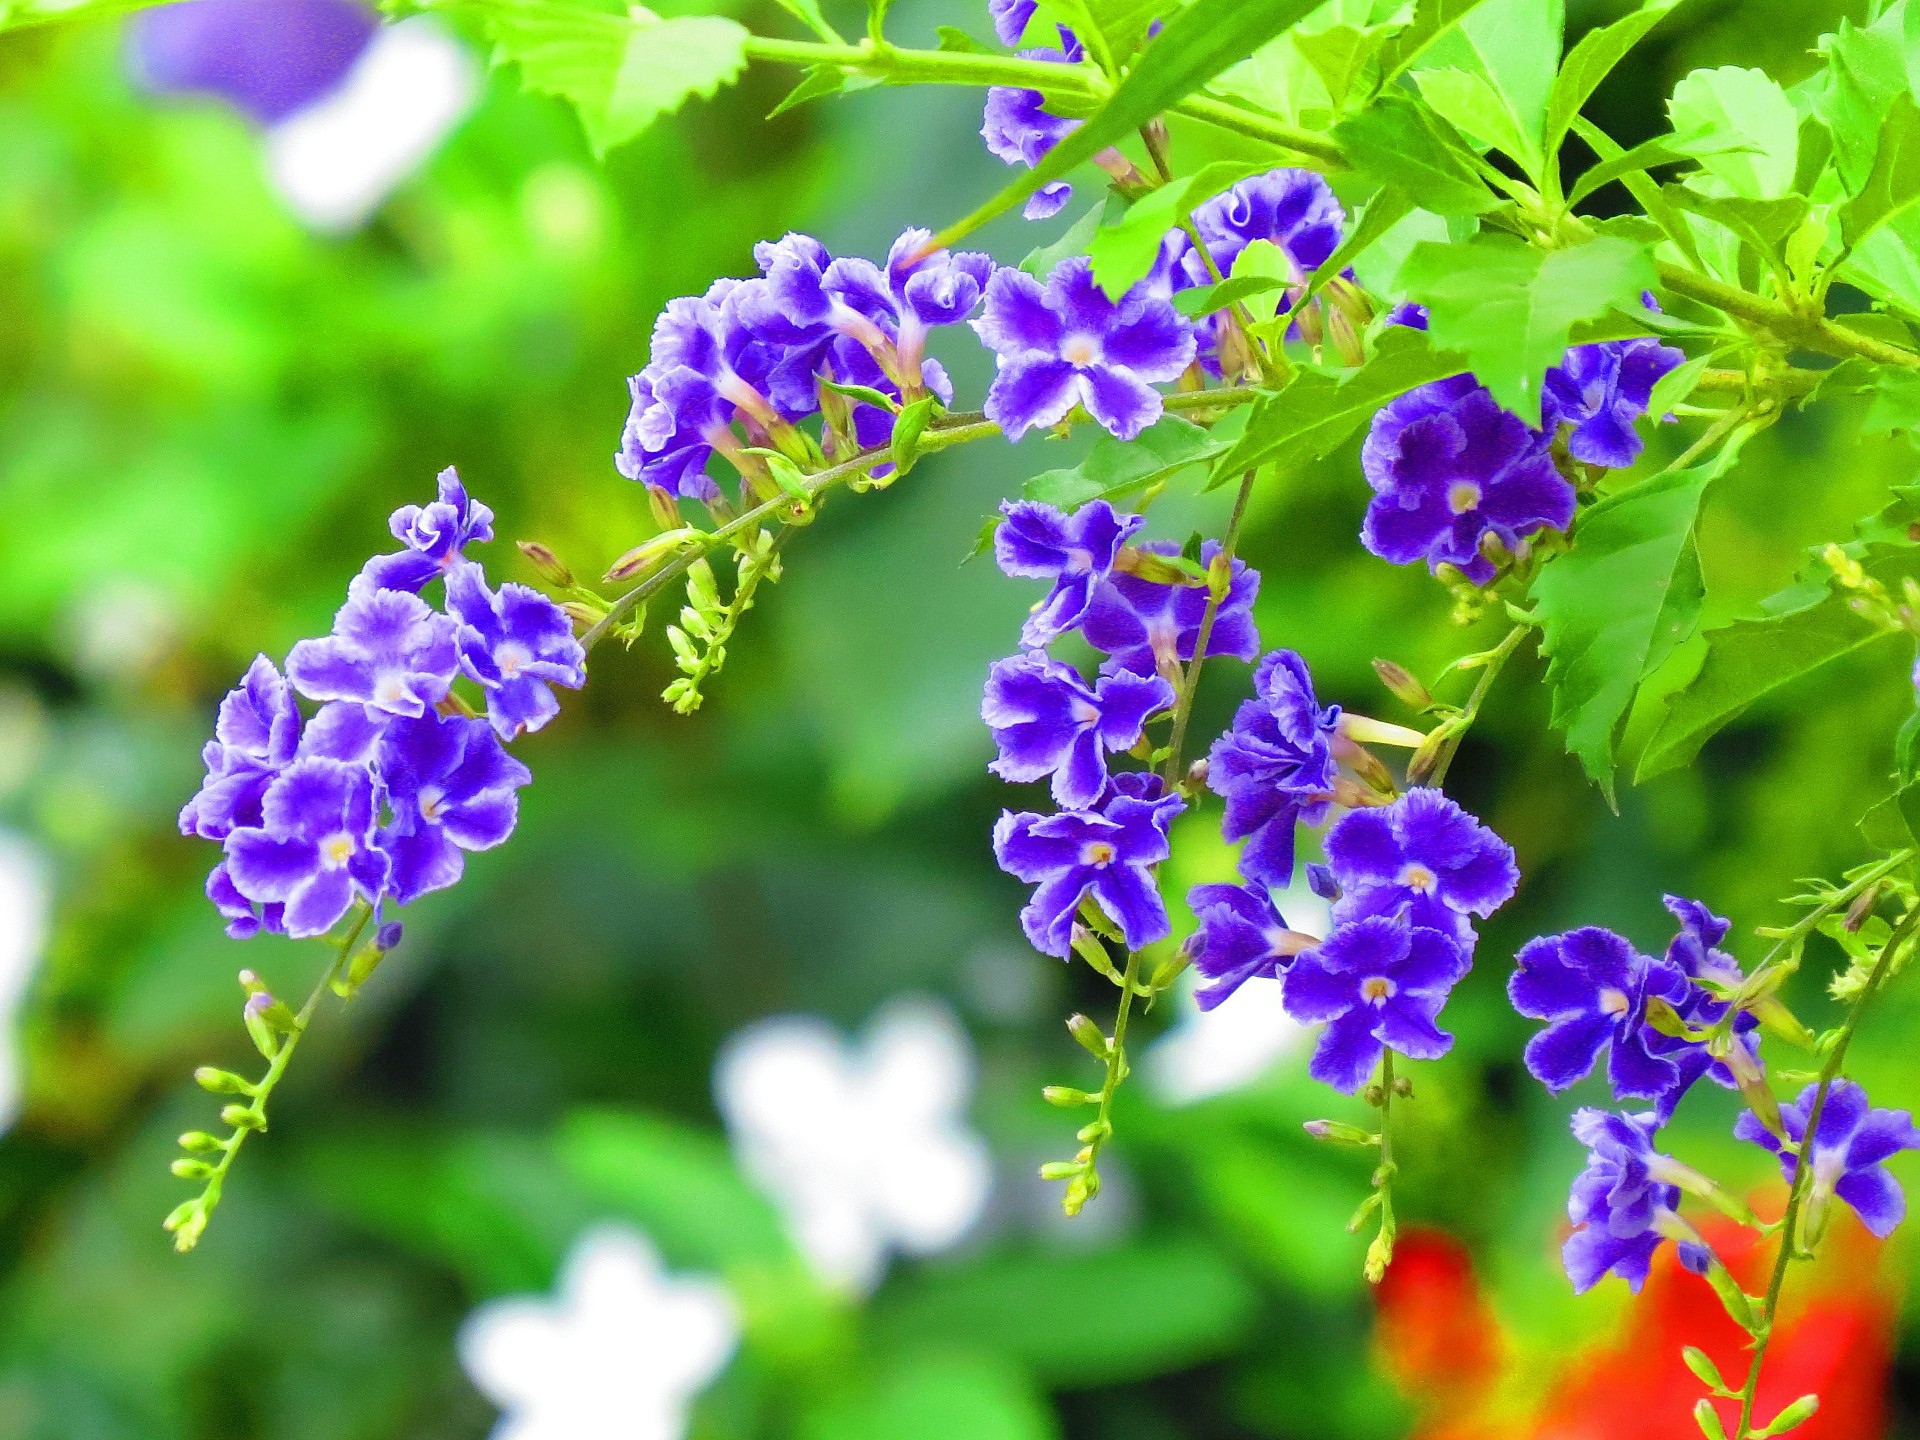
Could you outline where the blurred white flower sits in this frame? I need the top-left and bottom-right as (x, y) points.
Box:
(265, 16), (477, 232)
(0, 832), (49, 1131)
(458, 1225), (737, 1440)
(715, 998), (992, 1292)
(1144, 873), (1330, 1106)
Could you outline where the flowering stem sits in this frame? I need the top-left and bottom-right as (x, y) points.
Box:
(1423, 622), (1531, 789)
(1727, 903), (1920, 1439)
(167, 904), (372, 1252)
(582, 388), (1261, 653)
(1162, 469), (1257, 786)
(1366, 1050), (1398, 1283)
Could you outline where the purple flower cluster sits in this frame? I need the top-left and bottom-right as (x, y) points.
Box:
(180, 470), (583, 940)
(1359, 332), (1682, 585)
(1510, 895), (1759, 1120)
(617, 229), (992, 501)
(986, 498), (1262, 958)
(1184, 646), (1519, 1087)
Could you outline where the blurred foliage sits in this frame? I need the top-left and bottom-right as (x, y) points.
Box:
(4, 0), (1920, 1438)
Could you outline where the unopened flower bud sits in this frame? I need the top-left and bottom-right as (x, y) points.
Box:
(237, 969), (266, 995)
(177, 1131), (222, 1152)
(646, 484), (683, 531)
(1066, 1013), (1111, 1059)
(1372, 658), (1433, 711)
(517, 540), (574, 587)
(1393, 1075), (1413, 1098)
(1042, 1085), (1094, 1107)
(1363, 1082), (1385, 1107)
(1091, 146), (1149, 195)
(1764, 1395), (1819, 1435)
(1406, 722), (1456, 786)
(220, 1104), (264, 1131)
(605, 527), (703, 582)
(170, 1158), (214, 1180)
(194, 1066), (253, 1096)
(1307, 863), (1339, 902)
(1303, 1119), (1379, 1147)
(1063, 1168), (1098, 1215)
(1185, 757), (1209, 792)
(1693, 1399), (1729, 1440)
(559, 600), (607, 630)
(1844, 883), (1885, 932)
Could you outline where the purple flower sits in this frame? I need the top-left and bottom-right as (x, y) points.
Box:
(286, 580), (459, 718)
(1282, 917), (1469, 1093)
(989, 0), (1035, 45)
(222, 757), (391, 938)
(982, 651), (1172, 808)
(616, 364), (734, 501)
(1360, 375), (1576, 585)
(994, 499), (1143, 647)
(1175, 169), (1345, 290)
(992, 775), (1183, 957)
(980, 33), (1081, 221)
(1736, 1080), (1920, 1239)
(735, 235), (897, 365)
(1544, 335), (1684, 470)
(1081, 540), (1260, 679)
(972, 258), (1196, 443)
(1647, 894), (1762, 1121)
(879, 229), (993, 379)
(206, 860), (284, 940)
(1322, 789), (1519, 946)
(445, 563), (586, 741)
(360, 467), (496, 593)
(1564, 1109), (1710, 1293)
(180, 655), (302, 841)
(1206, 650), (1340, 887)
(1509, 927), (1691, 1100)
(375, 713), (531, 905)
(128, 0), (375, 126)
(1186, 882), (1306, 1010)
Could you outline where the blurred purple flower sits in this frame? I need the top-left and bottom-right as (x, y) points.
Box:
(1736, 1080), (1920, 1238)
(128, 0), (375, 126)
(980, 31), (1082, 220)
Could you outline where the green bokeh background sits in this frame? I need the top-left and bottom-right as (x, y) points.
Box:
(1, 1), (1917, 1436)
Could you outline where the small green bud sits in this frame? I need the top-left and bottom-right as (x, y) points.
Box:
(1346, 1189), (1383, 1233)
(1303, 1119), (1379, 1148)
(194, 1066), (254, 1096)
(1363, 1226), (1394, 1283)
(1693, 1398), (1729, 1440)
(559, 599), (608, 630)
(1062, 1168), (1098, 1215)
(170, 1158), (214, 1180)
(162, 1198), (202, 1233)
(243, 994), (279, 1060)
(1406, 721), (1455, 786)
(220, 1104), (264, 1131)
(1372, 659), (1432, 711)
(517, 540), (574, 588)
(605, 527), (703, 582)
(1038, 1160), (1082, 1181)
(1042, 1085), (1094, 1107)
(1066, 1014), (1110, 1059)
(645, 484), (683, 531)
(1075, 1118), (1112, 1144)
(1393, 1075), (1413, 1098)
(1755, 1394), (1818, 1437)
(237, 969), (267, 995)
(1681, 1346), (1729, 1395)
(177, 1131), (223, 1153)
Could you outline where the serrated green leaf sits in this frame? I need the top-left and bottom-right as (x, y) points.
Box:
(1209, 325), (1460, 481)
(1333, 92), (1503, 215)
(1667, 65), (1798, 200)
(1415, 0), (1562, 166)
(1816, 9), (1909, 194)
(1397, 233), (1657, 420)
(1087, 159), (1267, 297)
(1840, 93), (1920, 250)
(1293, 9), (1413, 112)
(1532, 451), (1739, 797)
(942, 0), (1328, 239)
(1376, 0), (1493, 83)
(1417, 67), (1538, 168)
(1639, 541), (1920, 780)
(479, 0), (751, 158)
(1664, 186), (1809, 278)
(1544, 0), (1683, 157)
(771, 0), (841, 43)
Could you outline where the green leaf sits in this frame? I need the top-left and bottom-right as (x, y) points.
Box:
(1664, 186), (1809, 278)
(769, 64), (850, 119)
(1087, 159), (1267, 296)
(1646, 351), (1709, 421)
(1667, 65), (1798, 199)
(941, 0), (1329, 240)
(1859, 779), (1920, 852)
(771, 0), (842, 44)
(889, 396), (937, 477)
(1416, 67), (1538, 168)
(1397, 233), (1656, 420)
(1840, 93), (1920, 250)
(1333, 92), (1502, 215)
(936, 24), (994, 52)
(1638, 541), (1920, 780)
(1544, 0), (1684, 158)
(1025, 412), (1241, 508)
(1292, 9), (1414, 112)
(1816, 9), (1909, 194)
(1021, 196), (1122, 280)
(1376, 0), (1494, 83)
(1172, 275), (1286, 317)
(1567, 136), (1691, 206)
(1531, 446), (1742, 796)
(1209, 325), (1461, 480)
(1042, 0), (1174, 70)
(477, 0), (751, 157)
(1414, 0), (1563, 166)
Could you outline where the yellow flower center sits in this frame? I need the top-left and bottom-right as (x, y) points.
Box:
(1061, 333), (1100, 367)
(1081, 841), (1117, 867)
(1447, 481), (1483, 515)
(1360, 976), (1397, 1004)
(495, 642), (533, 679)
(321, 835), (355, 869)
(1598, 986), (1631, 1018)
(1398, 863), (1437, 892)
